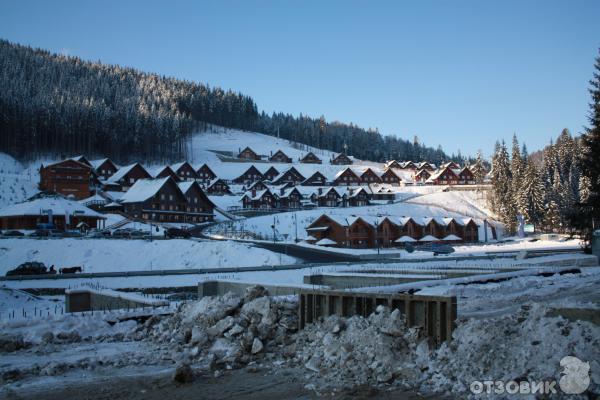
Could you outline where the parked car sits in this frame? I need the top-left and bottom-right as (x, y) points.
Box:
(2, 230), (25, 237)
(6, 262), (48, 276)
(29, 229), (50, 237)
(165, 227), (191, 239)
(112, 228), (133, 238)
(63, 230), (82, 237)
(87, 229), (111, 238)
(129, 229), (147, 238)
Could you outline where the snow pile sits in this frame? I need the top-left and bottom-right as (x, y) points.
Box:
(0, 153), (39, 209)
(140, 286), (298, 371)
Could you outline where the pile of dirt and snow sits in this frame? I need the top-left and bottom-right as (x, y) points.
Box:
(138, 286), (299, 372)
(2, 286), (599, 397)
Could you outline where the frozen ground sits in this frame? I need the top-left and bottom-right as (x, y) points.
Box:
(0, 238), (298, 275)
(1, 265), (598, 398)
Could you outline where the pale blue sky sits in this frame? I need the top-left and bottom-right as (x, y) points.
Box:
(1, 0), (598, 157)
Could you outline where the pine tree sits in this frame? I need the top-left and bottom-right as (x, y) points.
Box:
(544, 200), (561, 232)
(580, 49), (600, 212)
(491, 140), (515, 232)
(472, 150), (486, 184)
(518, 161), (546, 225)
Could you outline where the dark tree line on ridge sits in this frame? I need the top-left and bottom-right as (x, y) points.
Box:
(0, 39), (452, 164)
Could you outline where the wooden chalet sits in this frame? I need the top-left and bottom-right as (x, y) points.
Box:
(347, 217), (376, 248)
(426, 166), (459, 185)
(398, 217), (424, 239)
(152, 166), (180, 182)
(171, 162), (198, 181)
(0, 193), (106, 230)
(333, 168), (361, 186)
(247, 181), (269, 191)
(121, 177), (188, 223)
(196, 164), (217, 183)
(301, 171), (328, 186)
(205, 178), (232, 195)
(241, 188), (277, 209)
(70, 155), (92, 167)
(305, 214), (348, 247)
(299, 152), (322, 164)
(344, 187), (370, 207)
(330, 153), (353, 165)
(39, 159), (93, 200)
(456, 167), (475, 184)
(276, 187), (302, 209)
(385, 160), (402, 169)
(90, 158), (119, 180)
(105, 163), (152, 191)
(416, 162), (435, 171)
(316, 187), (341, 207)
(359, 168), (382, 184)
(380, 168), (401, 185)
(401, 161), (417, 170)
(269, 150), (292, 163)
(232, 165), (264, 184)
(422, 217), (447, 238)
(270, 167), (305, 185)
(263, 166), (280, 182)
(238, 147), (261, 161)
(376, 217), (397, 248)
(177, 181), (215, 223)
(414, 169), (432, 184)
(442, 161), (461, 170)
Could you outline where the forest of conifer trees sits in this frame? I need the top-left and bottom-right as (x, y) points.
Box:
(0, 39), (449, 164)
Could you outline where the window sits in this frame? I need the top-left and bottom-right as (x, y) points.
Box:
(130, 178), (135, 184)
(194, 197), (198, 203)
(169, 194), (173, 201)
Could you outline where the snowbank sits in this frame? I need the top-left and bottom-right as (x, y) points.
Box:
(0, 238), (298, 274)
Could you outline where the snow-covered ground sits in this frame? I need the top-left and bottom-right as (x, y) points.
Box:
(406, 190), (495, 220)
(0, 153), (39, 208)
(0, 238), (298, 275)
(210, 200), (497, 242)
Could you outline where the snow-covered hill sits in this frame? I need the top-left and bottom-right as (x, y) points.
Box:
(186, 126), (343, 165)
(0, 153), (39, 208)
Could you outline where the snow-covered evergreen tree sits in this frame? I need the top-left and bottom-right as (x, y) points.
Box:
(518, 161), (546, 225)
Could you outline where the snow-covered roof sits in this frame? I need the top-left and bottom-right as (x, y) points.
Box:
(89, 158), (112, 169)
(177, 181), (195, 194)
(395, 235), (417, 243)
(442, 234), (462, 241)
(106, 163), (140, 184)
(315, 237), (337, 246)
(120, 177), (171, 203)
(0, 195), (105, 219)
(79, 193), (109, 206)
(419, 235), (439, 242)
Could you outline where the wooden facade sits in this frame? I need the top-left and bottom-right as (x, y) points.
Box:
(269, 150), (292, 163)
(263, 166), (280, 181)
(233, 165), (264, 184)
(178, 181), (215, 223)
(301, 171), (328, 186)
(414, 169), (431, 184)
(91, 158), (118, 180)
(277, 187), (302, 209)
(380, 169), (401, 185)
(154, 166), (180, 181)
(306, 214), (481, 249)
(39, 159), (93, 200)
(299, 152), (322, 164)
(196, 164), (217, 183)
(121, 177), (213, 223)
(317, 188), (341, 207)
(360, 168), (382, 184)
(172, 162), (198, 181)
(238, 147), (261, 160)
(241, 189), (276, 209)
(271, 167), (305, 185)
(346, 188), (370, 207)
(107, 163), (152, 191)
(457, 167), (475, 184)
(331, 153), (353, 165)
(333, 168), (361, 186)
(206, 178), (231, 195)
(427, 166), (459, 185)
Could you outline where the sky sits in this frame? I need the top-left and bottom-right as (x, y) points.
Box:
(0, 0), (599, 158)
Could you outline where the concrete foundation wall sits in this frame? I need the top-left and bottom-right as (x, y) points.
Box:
(303, 274), (440, 289)
(198, 280), (309, 298)
(299, 289), (457, 345)
(65, 290), (167, 312)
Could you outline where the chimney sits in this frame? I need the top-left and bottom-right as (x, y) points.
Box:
(318, 188), (322, 195)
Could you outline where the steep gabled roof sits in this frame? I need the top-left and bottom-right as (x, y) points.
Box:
(121, 177), (180, 203)
(106, 163), (149, 184)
